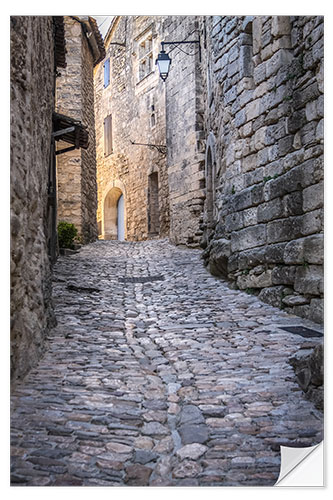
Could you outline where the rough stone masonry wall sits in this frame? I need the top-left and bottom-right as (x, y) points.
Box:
(162, 16), (206, 247)
(10, 16), (55, 381)
(95, 16), (169, 241)
(81, 29), (98, 243)
(202, 16), (324, 323)
(56, 16), (98, 243)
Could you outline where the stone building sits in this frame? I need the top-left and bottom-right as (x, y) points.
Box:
(10, 15), (103, 382)
(94, 16), (170, 241)
(56, 16), (105, 243)
(94, 15), (324, 323)
(199, 16), (324, 323)
(161, 16), (206, 247)
(10, 17), (65, 382)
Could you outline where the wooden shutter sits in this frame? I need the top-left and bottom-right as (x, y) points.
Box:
(104, 115), (112, 156)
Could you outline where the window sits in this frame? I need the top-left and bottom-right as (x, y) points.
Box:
(150, 104), (156, 128)
(138, 34), (153, 81)
(104, 115), (113, 156)
(104, 58), (110, 88)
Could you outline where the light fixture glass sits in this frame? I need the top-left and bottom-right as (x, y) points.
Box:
(155, 50), (171, 81)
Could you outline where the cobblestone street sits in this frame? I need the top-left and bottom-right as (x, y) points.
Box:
(10, 239), (323, 487)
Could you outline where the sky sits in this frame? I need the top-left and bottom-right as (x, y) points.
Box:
(93, 16), (114, 38)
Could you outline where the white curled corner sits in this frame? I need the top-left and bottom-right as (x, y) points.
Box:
(275, 441), (324, 486)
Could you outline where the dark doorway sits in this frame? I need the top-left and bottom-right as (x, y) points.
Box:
(148, 172), (160, 236)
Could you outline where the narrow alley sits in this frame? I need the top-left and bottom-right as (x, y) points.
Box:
(10, 240), (323, 487)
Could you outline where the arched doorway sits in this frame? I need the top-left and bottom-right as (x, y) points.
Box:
(103, 187), (125, 240)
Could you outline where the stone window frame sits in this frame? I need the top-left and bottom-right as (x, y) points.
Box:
(136, 30), (154, 83)
(150, 99), (156, 128)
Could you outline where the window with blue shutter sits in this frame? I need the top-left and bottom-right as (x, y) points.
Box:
(104, 58), (110, 88)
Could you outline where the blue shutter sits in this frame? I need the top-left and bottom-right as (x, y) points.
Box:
(104, 58), (110, 88)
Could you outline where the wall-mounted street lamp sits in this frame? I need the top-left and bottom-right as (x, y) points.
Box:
(155, 39), (201, 82)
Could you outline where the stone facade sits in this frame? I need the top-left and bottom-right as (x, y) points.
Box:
(56, 16), (103, 244)
(95, 16), (169, 241)
(162, 16), (206, 247)
(200, 16), (324, 323)
(10, 16), (57, 381)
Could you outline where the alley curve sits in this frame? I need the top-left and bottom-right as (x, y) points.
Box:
(11, 239), (323, 487)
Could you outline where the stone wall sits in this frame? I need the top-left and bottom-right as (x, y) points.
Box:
(201, 16), (324, 323)
(95, 16), (169, 241)
(56, 16), (98, 244)
(162, 16), (206, 247)
(10, 16), (56, 381)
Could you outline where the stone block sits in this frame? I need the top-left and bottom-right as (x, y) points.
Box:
(230, 224), (266, 252)
(250, 184), (264, 205)
(282, 294), (310, 306)
(266, 242), (287, 263)
(294, 82), (320, 110)
(289, 343), (323, 407)
(316, 119), (324, 141)
(265, 169), (302, 201)
(243, 207), (258, 227)
(231, 188), (252, 212)
(271, 17), (291, 37)
(225, 212), (244, 232)
(208, 238), (231, 277)
(278, 135), (294, 157)
(237, 269), (272, 289)
(235, 109), (247, 128)
(238, 246), (266, 270)
(227, 252), (239, 272)
(228, 60), (239, 78)
(272, 35), (292, 51)
(244, 167), (264, 187)
(257, 198), (283, 223)
(286, 110), (306, 134)
(283, 238), (304, 264)
(266, 49), (293, 78)
(303, 234), (324, 265)
(267, 217), (302, 244)
(253, 62), (267, 85)
(265, 121), (286, 146)
(245, 99), (262, 121)
(240, 45), (253, 78)
(258, 286), (285, 307)
(282, 191), (303, 217)
(301, 209), (323, 236)
(252, 127), (267, 151)
(267, 144), (279, 162)
(309, 298), (324, 324)
(242, 153), (257, 172)
(294, 265), (323, 295)
(300, 121), (317, 148)
(271, 265), (296, 285)
(240, 33), (252, 46)
(252, 17), (263, 55)
(302, 182), (323, 213)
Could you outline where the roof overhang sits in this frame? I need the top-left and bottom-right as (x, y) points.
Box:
(71, 16), (106, 66)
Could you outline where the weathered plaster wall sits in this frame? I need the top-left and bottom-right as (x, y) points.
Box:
(95, 16), (169, 241)
(201, 16), (324, 323)
(10, 16), (56, 381)
(56, 16), (98, 244)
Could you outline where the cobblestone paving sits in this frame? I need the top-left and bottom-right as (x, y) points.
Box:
(11, 239), (323, 486)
